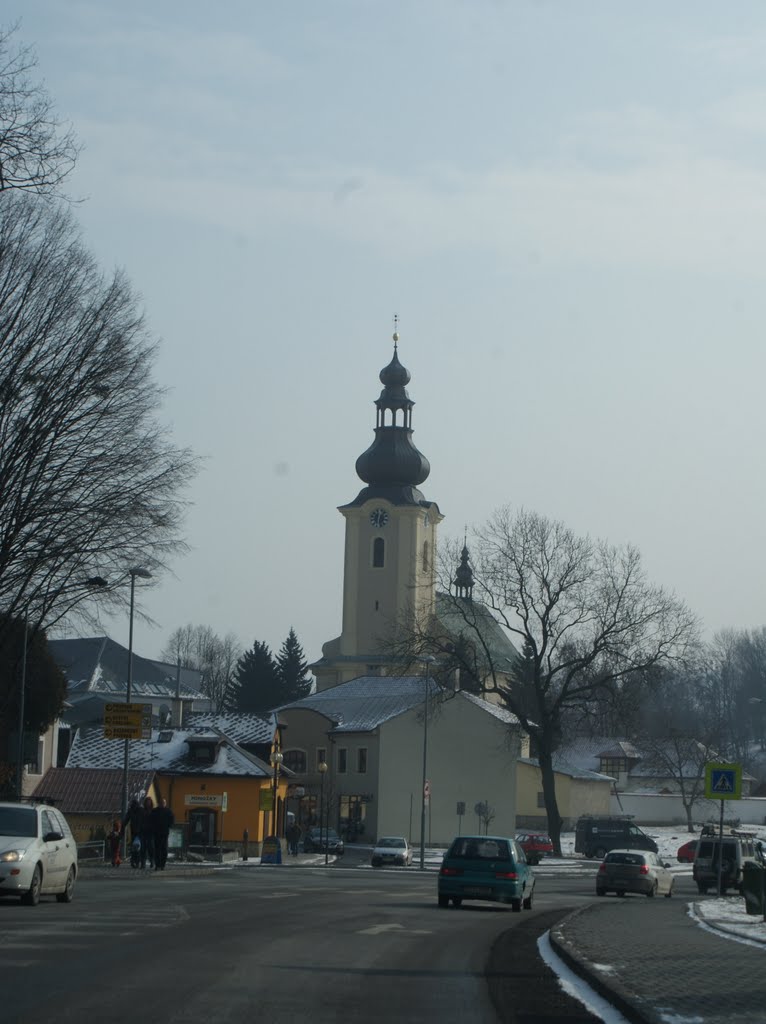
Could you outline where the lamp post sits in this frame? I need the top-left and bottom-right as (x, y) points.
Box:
(121, 567), (152, 853)
(270, 750), (283, 839)
(318, 761), (328, 864)
(419, 655), (436, 870)
(15, 607), (29, 801)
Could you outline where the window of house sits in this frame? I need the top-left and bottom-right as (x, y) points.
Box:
(316, 747), (327, 769)
(338, 748), (348, 773)
(373, 537), (385, 568)
(357, 748), (368, 773)
(600, 757), (627, 776)
(283, 749), (306, 773)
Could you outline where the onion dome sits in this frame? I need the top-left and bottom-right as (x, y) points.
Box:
(352, 332), (431, 498)
(453, 542), (474, 599)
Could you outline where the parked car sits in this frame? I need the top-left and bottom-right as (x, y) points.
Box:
(515, 831), (554, 865)
(0, 802), (78, 906)
(596, 849), (674, 898)
(302, 827), (345, 855)
(575, 815), (658, 859)
(371, 836), (412, 867)
(692, 831), (764, 895)
(437, 835), (534, 912)
(676, 839), (698, 863)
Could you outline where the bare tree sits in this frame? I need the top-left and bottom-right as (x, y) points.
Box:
(0, 195), (198, 642)
(0, 24), (80, 196)
(635, 730), (718, 834)
(390, 508), (698, 855)
(162, 625), (241, 712)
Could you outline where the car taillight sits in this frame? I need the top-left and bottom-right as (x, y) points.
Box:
(598, 863), (606, 873)
(440, 866), (462, 876)
(495, 871), (518, 880)
(639, 864), (649, 875)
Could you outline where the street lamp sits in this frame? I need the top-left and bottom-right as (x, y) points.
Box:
(270, 750), (284, 839)
(122, 567), (152, 850)
(419, 655), (436, 870)
(318, 761), (328, 864)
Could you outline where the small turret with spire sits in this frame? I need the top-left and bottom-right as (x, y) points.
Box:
(453, 537), (474, 600)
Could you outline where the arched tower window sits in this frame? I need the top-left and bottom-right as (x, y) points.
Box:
(373, 537), (385, 568)
(422, 540), (430, 573)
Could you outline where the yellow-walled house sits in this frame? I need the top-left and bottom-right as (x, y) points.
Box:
(65, 722), (291, 851)
(515, 756), (613, 830)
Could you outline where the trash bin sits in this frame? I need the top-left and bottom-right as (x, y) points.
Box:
(742, 861), (765, 916)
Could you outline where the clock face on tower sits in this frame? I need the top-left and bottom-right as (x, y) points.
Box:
(370, 508), (389, 528)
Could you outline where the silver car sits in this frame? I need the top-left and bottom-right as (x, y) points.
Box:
(0, 802), (78, 905)
(596, 848), (674, 898)
(371, 836), (412, 867)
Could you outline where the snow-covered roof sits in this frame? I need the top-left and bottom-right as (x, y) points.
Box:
(49, 637), (206, 701)
(279, 675), (519, 733)
(186, 710), (275, 746)
(66, 725), (277, 778)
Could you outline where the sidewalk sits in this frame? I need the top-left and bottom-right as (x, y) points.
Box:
(551, 898), (766, 1024)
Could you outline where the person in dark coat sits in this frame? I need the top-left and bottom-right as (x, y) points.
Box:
(123, 798), (145, 868)
(140, 796), (155, 869)
(151, 798), (175, 871)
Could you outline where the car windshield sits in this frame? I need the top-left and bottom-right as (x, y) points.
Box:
(378, 838), (405, 848)
(0, 806), (37, 837)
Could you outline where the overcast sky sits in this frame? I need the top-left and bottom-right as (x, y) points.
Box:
(13, 1), (766, 666)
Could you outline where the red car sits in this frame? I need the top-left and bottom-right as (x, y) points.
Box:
(515, 832), (554, 865)
(676, 839), (698, 863)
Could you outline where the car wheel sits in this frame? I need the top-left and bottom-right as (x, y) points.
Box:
(697, 883), (708, 895)
(665, 882), (673, 899)
(22, 865), (42, 906)
(594, 846), (607, 859)
(596, 888), (606, 897)
(56, 867), (76, 903)
(523, 887), (534, 910)
(451, 897), (462, 908)
(647, 881), (658, 898)
(371, 858), (381, 867)
(511, 898), (522, 913)
(616, 889), (626, 897)
(438, 894), (449, 908)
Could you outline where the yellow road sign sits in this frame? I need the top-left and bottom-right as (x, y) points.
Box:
(103, 702), (153, 740)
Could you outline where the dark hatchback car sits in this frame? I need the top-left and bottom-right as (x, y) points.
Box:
(438, 835), (534, 912)
(302, 827), (344, 855)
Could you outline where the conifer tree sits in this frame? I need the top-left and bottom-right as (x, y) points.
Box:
(276, 627), (312, 702)
(229, 640), (282, 715)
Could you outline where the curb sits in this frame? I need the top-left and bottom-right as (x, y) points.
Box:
(548, 904), (660, 1024)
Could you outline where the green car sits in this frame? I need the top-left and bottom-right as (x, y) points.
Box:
(437, 835), (535, 912)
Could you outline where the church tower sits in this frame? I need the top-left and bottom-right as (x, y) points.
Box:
(312, 331), (443, 691)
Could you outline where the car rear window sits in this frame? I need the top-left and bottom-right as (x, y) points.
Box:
(450, 838), (510, 861)
(0, 806), (37, 837)
(605, 852), (645, 866)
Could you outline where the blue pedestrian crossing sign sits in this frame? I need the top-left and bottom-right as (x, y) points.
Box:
(705, 762), (742, 800)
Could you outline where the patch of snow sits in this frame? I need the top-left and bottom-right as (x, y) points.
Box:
(537, 931), (632, 1024)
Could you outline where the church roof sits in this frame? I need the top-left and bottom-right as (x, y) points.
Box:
(278, 675), (519, 733)
(434, 592), (520, 670)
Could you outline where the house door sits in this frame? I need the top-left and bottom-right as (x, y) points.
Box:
(189, 808), (217, 846)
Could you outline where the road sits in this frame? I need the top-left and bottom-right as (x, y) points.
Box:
(0, 859), (699, 1024)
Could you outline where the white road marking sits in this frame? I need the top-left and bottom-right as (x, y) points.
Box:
(357, 922), (432, 936)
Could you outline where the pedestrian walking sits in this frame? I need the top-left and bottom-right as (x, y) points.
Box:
(107, 819), (122, 867)
(286, 822), (301, 856)
(151, 798), (175, 871)
(140, 796), (155, 869)
(123, 797), (145, 870)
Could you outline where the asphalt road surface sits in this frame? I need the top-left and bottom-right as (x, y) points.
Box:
(1, 862), (697, 1024)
